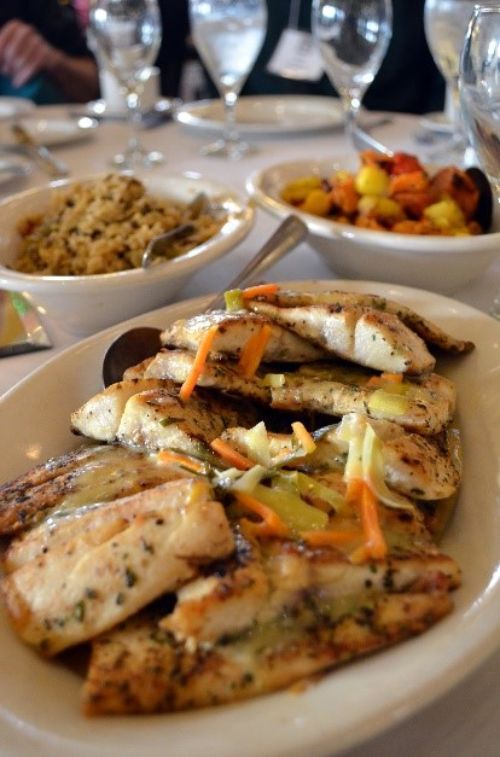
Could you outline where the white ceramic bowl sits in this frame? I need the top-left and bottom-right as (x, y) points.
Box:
(246, 157), (500, 294)
(0, 172), (254, 335)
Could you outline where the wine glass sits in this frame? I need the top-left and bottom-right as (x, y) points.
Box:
(311, 0), (392, 147)
(88, 0), (162, 169)
(189, 0), (267, 159)
(424, 0), (477, 157)
(460, 4), (500, 319)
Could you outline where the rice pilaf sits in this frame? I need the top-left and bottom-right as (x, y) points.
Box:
(13, 174), (224, 276)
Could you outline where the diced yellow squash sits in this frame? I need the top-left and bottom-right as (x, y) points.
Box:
(301, 188), (331, 217)
(355, 164), (390, 196)
(358, 195), (404, 219)
(281, 176), (322, 203)
(424, 198), (465, 230)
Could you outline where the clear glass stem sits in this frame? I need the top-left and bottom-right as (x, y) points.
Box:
(446, 78), (466, 141)
(341, 91), (362, 146)
(125, 86), (145, 159)
(490, 195), (500, 320)
(222, 89), (240, 152)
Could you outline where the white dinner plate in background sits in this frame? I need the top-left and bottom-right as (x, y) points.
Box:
(0, 97), (35, 121)
(0, 156), (32, 185)
(85, 97), (174, 119)
(0, 117), (98, 147)
(0, 280), (499, 757)
(419, 111), (454, 134)
(175, 95), (345, 137)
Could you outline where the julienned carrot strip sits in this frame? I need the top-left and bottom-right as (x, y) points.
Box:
(157, 450), (206, 474)
(238, 324), (273, 378)
(367, 372), (404, 387)
(300, 529), (361, 547)
(210, 438), (254, 470)
(291, 421), (316, 454)
(179, 324), (219, 401)
(360, 482), (387, 559)
(345, 478), (364, 505)
(241, 283), (280, 300)
(234, 491), (289, 538)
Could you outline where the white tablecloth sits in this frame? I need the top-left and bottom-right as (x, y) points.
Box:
(0, 105), (499, 756)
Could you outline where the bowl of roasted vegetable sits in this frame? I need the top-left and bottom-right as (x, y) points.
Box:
(247, 151), (498, 293)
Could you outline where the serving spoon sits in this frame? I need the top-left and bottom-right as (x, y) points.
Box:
(102, 214), (308, 387)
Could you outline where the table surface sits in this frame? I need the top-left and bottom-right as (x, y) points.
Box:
(0, 104), (499, 757)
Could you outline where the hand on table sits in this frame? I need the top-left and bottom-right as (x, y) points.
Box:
(0, 20), (60, 88)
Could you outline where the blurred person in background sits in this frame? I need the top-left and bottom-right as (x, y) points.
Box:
(193, 0), (445, 114)
(0, 0), (98, 104)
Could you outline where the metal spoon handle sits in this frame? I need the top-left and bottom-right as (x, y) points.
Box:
(206, 215), (308, 311)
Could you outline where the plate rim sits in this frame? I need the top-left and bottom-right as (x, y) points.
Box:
(175, 94), (345, 136)
(1, 279), (499, 757)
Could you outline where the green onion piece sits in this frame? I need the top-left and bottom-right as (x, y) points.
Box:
(274, 471), (346, 513)
(361, 425), (415, 512)
(263, 373), (286, 388)
(367, 389), (409, 417)
(252, 483), (328, 532)
(224, 288), (244, 312)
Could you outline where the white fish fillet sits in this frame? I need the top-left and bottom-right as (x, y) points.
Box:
(1, 480), (234, 655)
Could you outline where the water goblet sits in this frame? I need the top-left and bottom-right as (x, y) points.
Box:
(189, 0), (267, 159)
(89, 0), (162, 169)
(460, 4), (500, 319)
(311, 0), (392, 148)
(424, 0), (477, 160)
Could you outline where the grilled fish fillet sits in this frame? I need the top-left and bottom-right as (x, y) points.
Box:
(1, 480), (234, 655)
(70, 379), (177, 442)
(83, 591), (452, 715)
(257, 289), (474, 354)
(161, 311), (327, 362)
(71, 382), (257, 455)
(0, 445), (189, 537)
(144, 349), (270, 403)
(163, 533), (460, 645)
(270, 364), (455, 435)
(247, 300), (435, 374)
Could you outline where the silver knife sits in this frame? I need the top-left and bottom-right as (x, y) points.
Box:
(0, 290), (52, 357)
(11, 123), (69, 178)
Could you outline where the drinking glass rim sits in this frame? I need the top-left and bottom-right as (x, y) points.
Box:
(472, 4), (500, 15)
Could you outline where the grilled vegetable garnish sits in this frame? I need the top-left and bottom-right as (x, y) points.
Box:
(222, 416), (461, 502)
(1, 480), (234, 655)
(161, 310), (327, 362)
(253, 289), (474, 354)
(246, 300), (435, 374)
(0, 285), (473, 717)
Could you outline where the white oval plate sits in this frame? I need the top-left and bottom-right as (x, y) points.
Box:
(419, 111), (454, 135)
(1, 280), (499, 756)
(85, 97), (173, 119)
(0, 97), (35, 120)
(0, 156), (31, 185)
(0, 116), (98, 147)
(175, 95), (344, 137)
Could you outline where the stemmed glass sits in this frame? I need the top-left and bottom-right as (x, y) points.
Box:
(460, 4), (500, 319)
(311, 0), (392, 147)
(424, 0), (477, 158)
(189, 0), (267, 159)
(88, 0), (162, 169)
